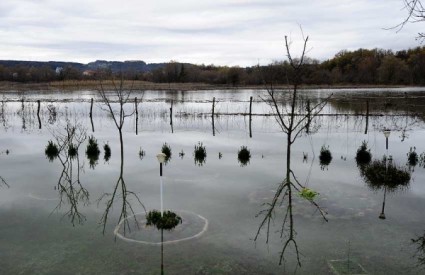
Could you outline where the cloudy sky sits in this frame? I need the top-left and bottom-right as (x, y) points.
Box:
(0, 0), (422, 66)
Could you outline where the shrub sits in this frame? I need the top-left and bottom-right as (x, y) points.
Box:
(194, 142), (207, 166)
(161, 143), (172, 163)
(86, 136), (100, 168)
(355, 141), (372, 166)
(319, 145), (332, 167)
(68, 143), (77, 159)
(407, 147), (418, 167)
(45, 140), (59, 162)
(104, 143), (111, 162)
(237, 146), (251, 166)
(146, 210), (182, 230)
(361, 157), (411, 192)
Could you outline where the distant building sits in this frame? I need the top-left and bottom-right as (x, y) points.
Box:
(55, 67), (63, 75)
(83, 70), (97, 77)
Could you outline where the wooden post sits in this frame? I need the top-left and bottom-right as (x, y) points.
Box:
(37, 100), (41, 129)
(212, 97), (215, 136)
(170, 100), (173, 133)
(249, 96), (253, 138)
(135, 97), (138, 135)
(90, 98), (94, 132)
(364, 100), (369, 134)
(90, 98), (94, 118)
(21, 98), (25, 130)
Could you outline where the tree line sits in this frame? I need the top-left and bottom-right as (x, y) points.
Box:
(1, 46), (425, 85)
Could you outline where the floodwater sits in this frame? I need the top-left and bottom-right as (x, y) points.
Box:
(0, 88), (425, 274)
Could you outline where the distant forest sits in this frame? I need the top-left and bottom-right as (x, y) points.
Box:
(1, 46), (425, 86)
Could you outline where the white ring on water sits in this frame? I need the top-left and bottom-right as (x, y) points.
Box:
(114, 210), (208, 246)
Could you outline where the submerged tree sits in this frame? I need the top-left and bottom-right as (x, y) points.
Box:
(97, 77), (145, 234)
(255, 32), (330, 267)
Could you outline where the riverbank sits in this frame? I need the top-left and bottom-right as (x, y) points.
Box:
(0, 80), (419, 92)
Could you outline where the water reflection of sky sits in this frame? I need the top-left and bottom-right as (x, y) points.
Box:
(0, 89), (425, 274)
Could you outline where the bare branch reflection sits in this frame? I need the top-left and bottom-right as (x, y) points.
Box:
(49, 122), (88, 226)
(255, 33), (329, 267)
(97, 77), (146, 235)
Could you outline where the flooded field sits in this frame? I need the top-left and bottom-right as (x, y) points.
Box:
(1, 88), (425, 274)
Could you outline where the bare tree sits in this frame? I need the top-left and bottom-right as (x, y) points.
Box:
(255, 33), (330, 267)
(97, 77), (145, 234)
(394, 0), (425, 40)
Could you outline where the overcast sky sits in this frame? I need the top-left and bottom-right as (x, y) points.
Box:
(0, 0), (422, 66)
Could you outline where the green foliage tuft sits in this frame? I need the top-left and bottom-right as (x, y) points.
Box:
(146, 210), (182, 231)
(299, 188), (319, 201)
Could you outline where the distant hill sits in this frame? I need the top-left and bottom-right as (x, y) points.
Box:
(0, 60), (167, 73)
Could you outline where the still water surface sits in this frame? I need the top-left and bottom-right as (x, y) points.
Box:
(0, 88), (425, 274)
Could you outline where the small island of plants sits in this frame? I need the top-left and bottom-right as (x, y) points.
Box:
(194, 142), (207, 166)
(237, 146), (251, 166)
(146, 210), (182, 231)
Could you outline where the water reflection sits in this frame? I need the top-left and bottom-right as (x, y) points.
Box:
(360, 156), (411, 220)
(412, 233), (425, 268)
(319, 145), (332, 170)
(194, 142), (207, 166)
(97, 79), (145, 234)
(0, 175), (9, 188)
(237, 146), (251, 167)
(47, 122), (88, 225)
(255, 36), (330, 267)
(103, 143), (111, 162)
(85, 135), (100, 169)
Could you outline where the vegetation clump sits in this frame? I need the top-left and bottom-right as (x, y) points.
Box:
(194, 142), (207, 166)
(146, 210), (182, 231)
(86, 136), (100, 168)
(45, 140), (59, 162)
(161, 143), (172, 163)
(68, 143), (77, 159)
(298, 188), (318, 201)
(104, 143), (111, 162)
(407, 147), (418, 167)
(361, 157), (411, 192)
(355, 141), (372, 166)
(319, 145), (332, 168)
(237, 146), (251, 166)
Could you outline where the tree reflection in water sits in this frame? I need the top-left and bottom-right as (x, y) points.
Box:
(49, 122), (88, 226)
(97, 78), (146, 235)
(255, 33), (329, 267)
(412, 233), (425, 268)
